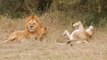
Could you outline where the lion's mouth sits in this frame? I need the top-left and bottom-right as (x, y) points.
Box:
(29, 29), (35, 32)
(29, 29), (34, 32)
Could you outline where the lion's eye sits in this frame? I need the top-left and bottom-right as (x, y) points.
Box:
(33, 23), (35, 24)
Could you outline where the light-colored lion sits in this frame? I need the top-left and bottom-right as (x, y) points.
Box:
(63, 21), (94, 44)
(4, 16), (48, 43)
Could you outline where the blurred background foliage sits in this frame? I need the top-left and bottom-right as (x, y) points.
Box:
(0, 0), (107, 26)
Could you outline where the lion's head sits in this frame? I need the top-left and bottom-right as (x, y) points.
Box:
(25, 15), (48, 40)
(25, 16), (41, 32)
(86, 26), (94, 36)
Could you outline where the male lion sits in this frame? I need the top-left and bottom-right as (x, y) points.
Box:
(4, 16), (48, 43)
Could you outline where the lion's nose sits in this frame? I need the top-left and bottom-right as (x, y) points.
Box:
(30, 26), (33, 28)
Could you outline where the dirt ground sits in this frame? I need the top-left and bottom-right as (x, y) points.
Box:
(0, 14), (107, 60)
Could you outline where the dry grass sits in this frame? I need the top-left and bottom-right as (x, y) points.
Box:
(0, 14), (107, 60)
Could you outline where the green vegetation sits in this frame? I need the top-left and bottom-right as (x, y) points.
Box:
(0, 0), (107, 26)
